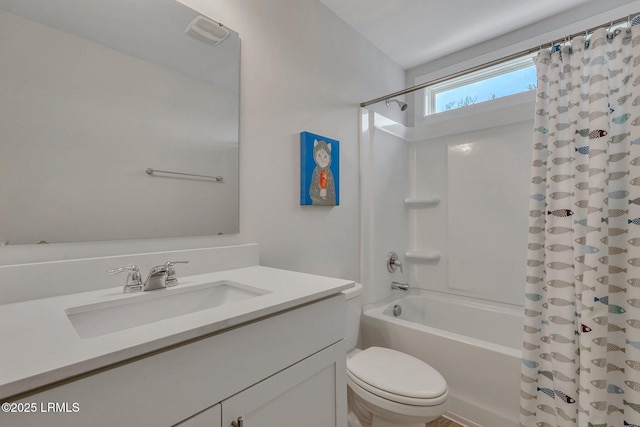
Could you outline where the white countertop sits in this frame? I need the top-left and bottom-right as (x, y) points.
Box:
(0, 266), (354, 400)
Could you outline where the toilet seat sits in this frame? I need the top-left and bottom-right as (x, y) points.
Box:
(346, 347), (448, 406)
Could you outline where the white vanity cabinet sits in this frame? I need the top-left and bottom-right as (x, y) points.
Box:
(4, 295), (347, 427)
(220, 344), (342, 427)
(174, 404), (221, 426)
(176, 343), (342, 427)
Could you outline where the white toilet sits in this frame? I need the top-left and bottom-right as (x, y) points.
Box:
(343, 283), (448, 427)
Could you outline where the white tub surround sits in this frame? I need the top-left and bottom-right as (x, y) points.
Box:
(0, 246), (354, 401)
(361, 290), (522, 427)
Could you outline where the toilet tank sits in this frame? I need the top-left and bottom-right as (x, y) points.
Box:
(342, 282), (363, 352)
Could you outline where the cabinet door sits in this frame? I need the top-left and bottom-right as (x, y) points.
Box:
(173, 404), (221, 427)
(222, 343), (346, 427)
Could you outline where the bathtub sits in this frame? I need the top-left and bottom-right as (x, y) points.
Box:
(360, 289), (523, 427)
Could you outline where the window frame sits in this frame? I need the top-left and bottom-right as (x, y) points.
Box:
(424, 53), (536, 116)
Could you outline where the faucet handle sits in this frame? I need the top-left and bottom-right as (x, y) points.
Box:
(164, 261), (189, 287)
(387, 252), (403, 273)
(165, 261), (190, 267)
(107, 264), (139, 274)
(107, 265), (143, 293)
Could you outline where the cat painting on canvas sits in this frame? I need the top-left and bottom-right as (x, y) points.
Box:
(300, 131), (339, 206)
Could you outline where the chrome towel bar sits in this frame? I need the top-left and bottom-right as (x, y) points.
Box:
(146, 168), (223, 182)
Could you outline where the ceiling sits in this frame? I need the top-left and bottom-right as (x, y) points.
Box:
(318, 0), (596, 69)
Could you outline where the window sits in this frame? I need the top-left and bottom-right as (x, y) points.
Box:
(425, 54), (537, 115)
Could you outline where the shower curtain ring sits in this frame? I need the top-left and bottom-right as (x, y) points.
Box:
(584, 29), (590, 48)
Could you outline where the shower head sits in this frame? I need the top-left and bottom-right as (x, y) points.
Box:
(385, 99), (408, 111)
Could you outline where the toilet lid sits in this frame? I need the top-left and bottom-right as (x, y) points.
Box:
(347, 347), (447, 400)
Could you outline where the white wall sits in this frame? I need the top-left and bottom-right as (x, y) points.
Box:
(0, 0), (405, 286)
(209, 0), (404, 280)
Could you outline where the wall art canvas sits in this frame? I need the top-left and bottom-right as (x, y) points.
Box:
(300, 131), (339, 206)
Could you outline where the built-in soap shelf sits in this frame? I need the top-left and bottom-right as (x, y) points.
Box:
(404, 251), (441, 263)
(404, 197), (440, 208)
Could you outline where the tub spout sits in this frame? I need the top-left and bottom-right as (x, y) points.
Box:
(391, 281), (409, 292)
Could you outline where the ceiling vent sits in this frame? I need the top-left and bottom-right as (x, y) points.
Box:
(185, 16), (229, 46)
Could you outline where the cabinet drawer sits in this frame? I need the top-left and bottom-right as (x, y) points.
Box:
(222, 343), (346, 427)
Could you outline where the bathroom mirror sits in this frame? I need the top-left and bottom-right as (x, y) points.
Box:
(0, 0), (240, 244)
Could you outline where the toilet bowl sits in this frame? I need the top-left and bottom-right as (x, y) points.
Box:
(343, 284), (448, 427)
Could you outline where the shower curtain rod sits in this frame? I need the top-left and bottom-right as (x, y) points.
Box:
(360, 13), (637, 108)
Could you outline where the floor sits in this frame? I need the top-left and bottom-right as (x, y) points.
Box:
(426, 416), (464, 427)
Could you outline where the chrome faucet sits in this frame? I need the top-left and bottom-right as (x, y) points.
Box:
(144, 261), (189, 291)
(108, 261), (189, 293)
(391, 281), (409, 292)
(144, 264), (169, 291)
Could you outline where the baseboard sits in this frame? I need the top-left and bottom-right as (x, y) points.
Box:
(443, 411), (483, 427)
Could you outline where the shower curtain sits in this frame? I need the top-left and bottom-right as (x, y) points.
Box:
(521, 26), (640, 426)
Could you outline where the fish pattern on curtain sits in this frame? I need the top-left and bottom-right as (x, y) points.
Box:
(521, 26), (640, 427)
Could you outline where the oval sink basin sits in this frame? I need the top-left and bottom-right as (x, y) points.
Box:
(66, 281), (269, 339)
